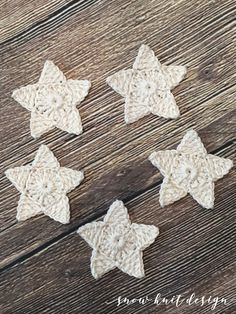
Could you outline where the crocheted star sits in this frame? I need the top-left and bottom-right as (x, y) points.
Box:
(106, 44), (186, 123)
(149, 130), (233, 209)
(12, 61), (91, 138)
(5, 145), (84, 224)
(78, 200), (159, 279)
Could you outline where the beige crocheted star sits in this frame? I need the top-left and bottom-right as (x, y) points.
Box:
(12, 61), (91, 138)
(78, 200), (159, 279)
(106, 44), (186, 123)
(5, 145), (84, 224)
(149, 130), (233, 209)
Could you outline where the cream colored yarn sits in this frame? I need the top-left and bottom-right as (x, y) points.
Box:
(12, 61), (91, 138)
(106, 44), (186, 123)
(149, 130), (233, 209)
(5, 145), (84, 224)
(78, 200), (159, 279)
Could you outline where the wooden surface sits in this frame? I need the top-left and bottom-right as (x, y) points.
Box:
(0, 0), (235, 313)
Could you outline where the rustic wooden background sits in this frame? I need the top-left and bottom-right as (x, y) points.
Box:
(0, 0), (235, 313)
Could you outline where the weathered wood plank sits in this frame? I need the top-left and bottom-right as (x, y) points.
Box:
(0, 150), (235, 313)
(0, 107), (235, 269)
(0, 119), (233, 267)
(0, 0), (99, 43)
(0, 0), (235, 312)
(0, 9), (235, 209)
(0, 0), (235, 181)
(0, 0), (235, 173)
(0, 0), (65, 43)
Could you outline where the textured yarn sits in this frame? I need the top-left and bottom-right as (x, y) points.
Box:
(106, 44), (186, 123)
(5, 145), (84, 224)
(78, 200), (159, 279)
(12, 61), (91, 138)
(149, 130), (233, 209)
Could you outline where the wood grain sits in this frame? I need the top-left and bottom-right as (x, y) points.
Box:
(0, 109), (235, 269)
(0, 152), (235, 313)
(0, 0), (235, 313)
(0, 0), (98, 44)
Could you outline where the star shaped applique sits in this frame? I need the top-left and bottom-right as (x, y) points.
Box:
(149, 130), (233, 209)
(5, 145), (84, 224)
(12, 61), (91, 138)
(78, 200), (159, 279)
(106, 44), (187, 123)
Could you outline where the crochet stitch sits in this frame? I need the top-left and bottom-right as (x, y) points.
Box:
(12, 60), (91, 138)
(78, 200), (159, 279)
(149, 130), (233, 209)
(106, 44), (186, 123)
(5, 145), (84, 224)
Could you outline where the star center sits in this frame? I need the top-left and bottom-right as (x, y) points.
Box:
(182, 165), (198, 181)
(26, 169), (63, 207)
(175, 162), (199, 186)
(111, 234), (126, 249)
(47, 92), (64, 110)
(139, 79), (157, 95)
(38, 179), (53, 194)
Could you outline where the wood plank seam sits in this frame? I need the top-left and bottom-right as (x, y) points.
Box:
(0, 140), (234, 274)
(0, 0), (235, 312)
(0, 19), (234, 163)
(0, 107), (234, 228)
(0, 0), (98, 45)
(0, 173), (234, 313)
(0, 82), (234, 179)
(1, 0), (235, 50)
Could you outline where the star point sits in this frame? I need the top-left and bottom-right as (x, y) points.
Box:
(107, 44), (186, 123)
(149, 130), (233, 209)
(5, 145), (84, 224)
(78, 200), (159, 279)
(12, 61), (91, 138)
